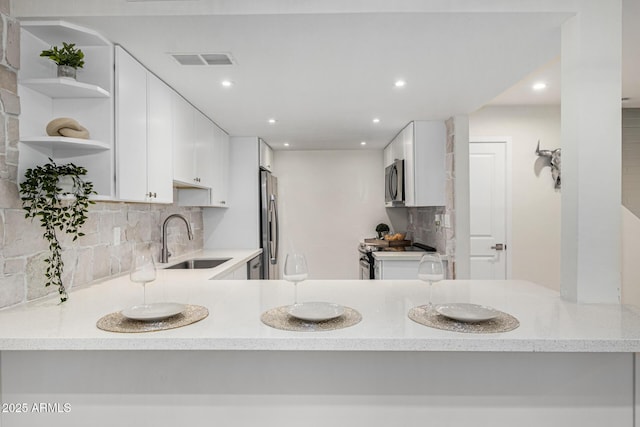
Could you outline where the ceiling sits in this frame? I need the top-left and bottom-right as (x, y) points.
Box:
(12, 1), (638, 150)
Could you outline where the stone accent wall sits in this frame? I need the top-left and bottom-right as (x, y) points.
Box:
(0, 7), (204, 309)
(406, 117), (456, 278)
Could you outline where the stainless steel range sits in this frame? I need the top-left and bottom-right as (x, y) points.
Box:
(358, 242), (436, 280)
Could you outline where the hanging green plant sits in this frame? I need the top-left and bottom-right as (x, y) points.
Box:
(20, 159), (96, 302)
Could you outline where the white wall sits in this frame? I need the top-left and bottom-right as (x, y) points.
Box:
(469, 106), (561, 290)
(274, 150), (389, 279)
(203, 137), (260, 249)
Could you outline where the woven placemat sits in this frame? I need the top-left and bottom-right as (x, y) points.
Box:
(261, 305), (362, 332)
(96, 304), (208, 333)
(408, 304), (519, 334)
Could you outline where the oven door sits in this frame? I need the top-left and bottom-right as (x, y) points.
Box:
(359, 257), (372, 280)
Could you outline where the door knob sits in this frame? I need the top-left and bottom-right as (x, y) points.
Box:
(491, 243), (505, 251)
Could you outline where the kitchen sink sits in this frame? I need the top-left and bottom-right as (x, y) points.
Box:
(166, 258), (231, 269)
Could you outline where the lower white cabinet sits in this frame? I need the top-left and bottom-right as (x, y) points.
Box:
(375, 258), (448, 280)
(215, 262), (248, 280)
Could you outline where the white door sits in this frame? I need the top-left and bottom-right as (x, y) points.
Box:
(469, 141), (509, 279)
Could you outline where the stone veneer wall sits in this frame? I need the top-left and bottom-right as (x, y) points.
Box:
(0, 6), (204, 309)
(406, 117), (456, 278)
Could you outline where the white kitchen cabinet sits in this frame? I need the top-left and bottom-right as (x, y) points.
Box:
(194, 109), (216, 189)
(259, 139), (274, 171)
(177, 118), (229, 207)
(115, 47), (172, 203)
(146, 73), (174, 203)
(210, 125), (229, 206)
(383, 144), (393, 168)
(384, 121), (446, 207)
(18, 21), (115, 198)
(374, 257), (448, 280)
(173, 91), (230, 207)
(172, 93), (197, 186)
(215, 262), (248, 280)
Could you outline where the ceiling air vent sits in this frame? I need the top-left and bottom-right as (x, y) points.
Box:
(170, 53), (235, 66)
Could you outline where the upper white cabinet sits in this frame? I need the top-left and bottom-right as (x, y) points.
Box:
(384, 121), (446, 207)
(172, 93), (196, 186)
(146, 73), (174, 203)
(194, 109), (216, 189)
(259, 139), (273, 171)
(115, 46), (173, 203)
(18, 21), (115, 198)
(175, 101), (230, 207)
(210, 125), (229, 206)
(20, 21), (230, 206)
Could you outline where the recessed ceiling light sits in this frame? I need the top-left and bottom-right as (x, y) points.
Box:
(283, 142), (290, 147)
(268, 118), (277, 124)
(532, 82), (547, 91)
(221, 80), (233, 87)
(394, 80), (406, 88)
(360, 141), (367, 146)
(372, 118), (380, 123)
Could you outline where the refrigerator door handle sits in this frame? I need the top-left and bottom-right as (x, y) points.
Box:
(270, 194), (279, 265)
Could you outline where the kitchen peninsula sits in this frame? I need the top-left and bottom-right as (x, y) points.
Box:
(0, 260), (639, 426)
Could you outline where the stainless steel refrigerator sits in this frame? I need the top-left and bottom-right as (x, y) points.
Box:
(260, 169), (279, 279)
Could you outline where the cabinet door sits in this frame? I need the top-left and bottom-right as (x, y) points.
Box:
(383, 144), (393, 167)
(147, 73), (174, 203)
(391, 133), (404, 162)
(115, 47), (148, 201)
(378, 259), (419, 279)
(413, 121), (446, 206)
(172, 93), (195, 185)
(210, 124), (229, 206)
(259, 139), (273, 171)
(403, 122), (416, 206)
(194, 110), (215, 188)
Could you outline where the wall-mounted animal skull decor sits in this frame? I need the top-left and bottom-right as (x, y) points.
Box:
(535, 140), (561, 189)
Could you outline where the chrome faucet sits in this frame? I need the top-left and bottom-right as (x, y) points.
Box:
(160, 214), (194, 263)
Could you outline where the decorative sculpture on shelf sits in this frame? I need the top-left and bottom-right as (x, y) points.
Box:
(535, 140), (561, 189)
(46, 117), (90, 139)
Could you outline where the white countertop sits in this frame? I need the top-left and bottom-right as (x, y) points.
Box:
(1, 269), (640, 352)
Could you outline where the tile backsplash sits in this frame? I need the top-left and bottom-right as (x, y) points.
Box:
(2, 196), (203, 308)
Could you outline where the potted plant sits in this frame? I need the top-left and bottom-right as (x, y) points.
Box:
(375, 223), (390, 239)
(40, 42), (85, 79)
(20, 159), (96, 302)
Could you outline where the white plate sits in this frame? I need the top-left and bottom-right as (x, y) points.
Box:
(121, 303), (185, 321)
(435, 303), (500, 322)
(287, 302), (346, 322)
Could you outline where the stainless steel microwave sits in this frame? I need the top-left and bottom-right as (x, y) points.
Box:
(385, 159), (405, 207)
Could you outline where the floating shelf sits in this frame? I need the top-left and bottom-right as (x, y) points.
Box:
(20, 78), (110, 98)
(21, 136), (110, 151)
(21, 21), (111, 47)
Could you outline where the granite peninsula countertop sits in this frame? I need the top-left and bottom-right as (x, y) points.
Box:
(1, 271), (640, 352)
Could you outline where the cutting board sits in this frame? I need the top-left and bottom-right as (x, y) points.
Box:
(364, 238), (412, 247)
